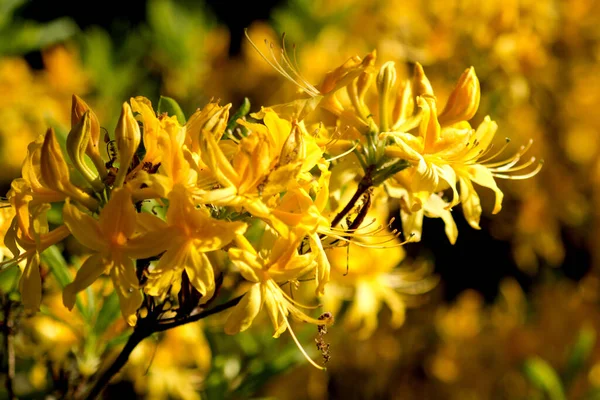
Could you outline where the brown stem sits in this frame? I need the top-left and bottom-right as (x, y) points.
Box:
(81, 295), (244, 399)
(330, 167), (374, 228)
(83, 327), (149, 400)
(154, 295), (243, 333)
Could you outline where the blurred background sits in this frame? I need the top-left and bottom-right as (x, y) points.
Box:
(1, 0), (600, 398)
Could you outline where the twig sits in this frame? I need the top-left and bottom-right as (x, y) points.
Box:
(330, 166), (374, 228)
(81, 295), (244, 399)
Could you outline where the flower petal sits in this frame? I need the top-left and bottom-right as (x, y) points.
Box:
(99, 187), (137, 240)
(467, 165), (503, 214)
(19, 253), (41, 312)
(184, 250), (215, 301)
(224, 283), (263, 335)
(62, 200), (107, 253)
(63, 253), (106, 310)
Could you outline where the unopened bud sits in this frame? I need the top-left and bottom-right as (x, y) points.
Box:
(113, 102), (141, 187)
(412, 63), (434, 97)
(71, 95), (107, 178)
(438, 66), (480, 125)
(66, 111), (104, 191)
(41, 128), (98, 210)
(377, 61), (397, 132)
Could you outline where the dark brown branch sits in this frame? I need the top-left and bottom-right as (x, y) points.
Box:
(154, 294), (244, 333)
(329, 167), (374, 228)
(81, 294), (245, 399)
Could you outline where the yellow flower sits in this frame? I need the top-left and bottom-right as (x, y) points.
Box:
(142, 184), (247, 300)
(195, 108), (321, 236)
(225, 233), (330, 369)
(62, 187), (166, 325)
(384, 64), (541, 231)
(3, 180), (70, 312)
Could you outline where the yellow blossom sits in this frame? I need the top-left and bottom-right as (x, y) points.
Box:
(142, 185), (247, 300)
(225, 233), (330, 369)
(61, 187), (166, 325)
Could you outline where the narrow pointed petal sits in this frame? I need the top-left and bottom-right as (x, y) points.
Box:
(459, 176), (483, 229)
(99, 187), (137, 240)
(467, 165), (504, 214)
(224, 283), (263, 335)
(19, 253), (41, 312)
(63, 200), (107, 253)
(63, 253), (106, 310)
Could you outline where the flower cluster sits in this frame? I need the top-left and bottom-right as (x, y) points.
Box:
(1, 47), (539, 369)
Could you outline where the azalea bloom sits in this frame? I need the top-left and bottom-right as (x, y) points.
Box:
(225, 233), (331, 369)
(141, 184), (247, 300)
(3, 179), (70, 311)
(383, 64), (541, 235)
(62, 187), (166, 325)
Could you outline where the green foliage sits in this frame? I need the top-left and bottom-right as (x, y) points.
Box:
(157, 95), (186, 124)
(0, 0), (77, 55)
(523, 357), (566, 400)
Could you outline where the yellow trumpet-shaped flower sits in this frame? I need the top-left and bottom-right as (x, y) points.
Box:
(225, 233), (331, 369)
(142, 184), (247, 300)
(195, 108), (321, 236)
(3, 180), (70, 312)
(384, 64), (541, 232)
(62, 187), (166, 325)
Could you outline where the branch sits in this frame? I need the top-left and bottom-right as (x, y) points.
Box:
(80, 294), (245, 399)
(154, 294), (244, 333)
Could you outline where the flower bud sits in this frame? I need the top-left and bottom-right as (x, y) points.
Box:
(41, 128), (98, 210)
(412, 63), (434, 97)
(438, 66), (480, 125)
(377, 61), (397, 132)
(113, 102), (141, 187)
(71, 95), (107, 178)
(66, 111), (104, 191)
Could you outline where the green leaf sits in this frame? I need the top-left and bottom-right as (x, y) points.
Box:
(157, 96), (186, 125)
(94, 292), (120, 336)
(523, 356), (566, 400)
(41, 245), (89, 321)
(563, 325), (596, 388)
(226, 97), (251, 133)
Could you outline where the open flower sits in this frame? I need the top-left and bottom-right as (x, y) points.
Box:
(141, 184), (247, 300)
(225, 233), (331, 369)
(62, 187), (166, 325)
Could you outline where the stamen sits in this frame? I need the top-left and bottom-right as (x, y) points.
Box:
(490, 157), (537, 173)
(278, 303), (326, 370)
(325, 142), (358, 162)
(492, 160), (543, 180)
(245, 30), (321, 98)
(476, 138), (510, 164)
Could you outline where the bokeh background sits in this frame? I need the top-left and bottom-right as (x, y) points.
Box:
(2, 0), (600, 399)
